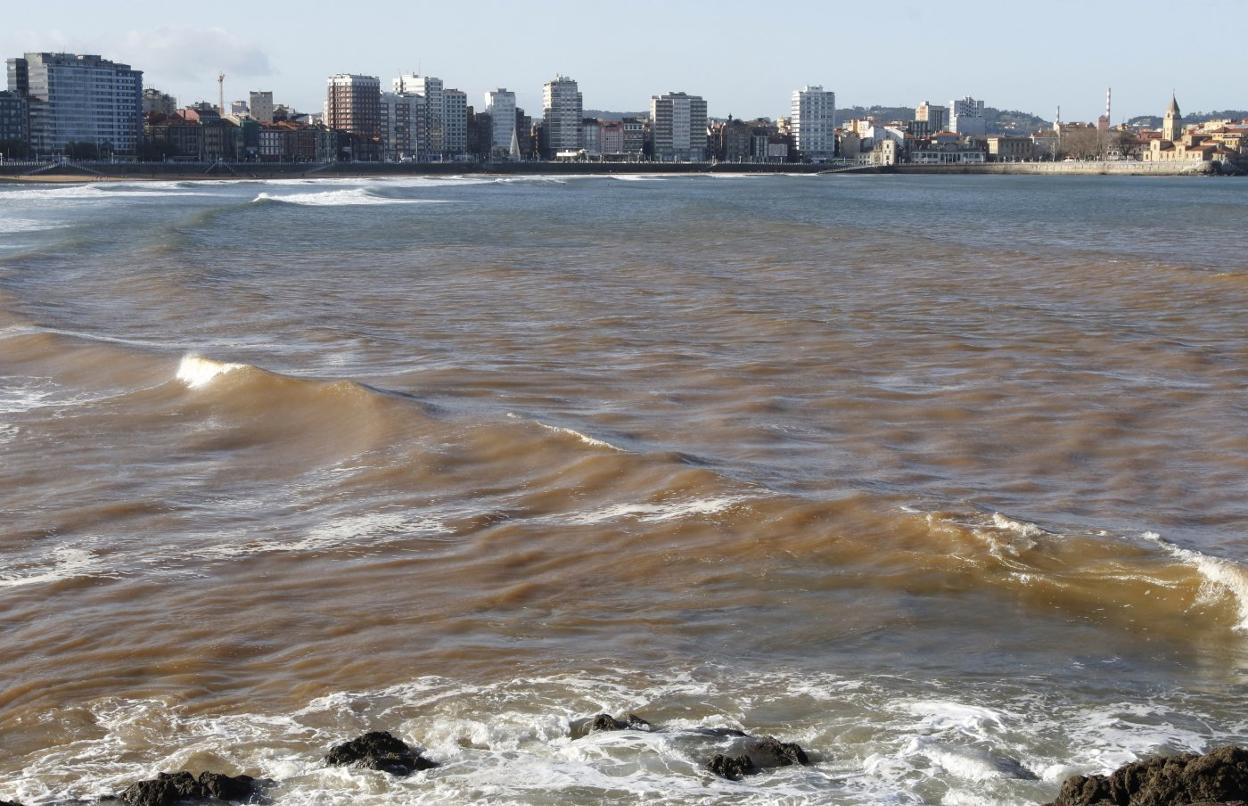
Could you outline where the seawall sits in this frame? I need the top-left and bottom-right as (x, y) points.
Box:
(890, 160), (1231, 176)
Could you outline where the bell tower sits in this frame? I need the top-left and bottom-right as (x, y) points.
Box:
(1163, 94), (1182, 142)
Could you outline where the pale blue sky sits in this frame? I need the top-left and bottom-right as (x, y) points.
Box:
(4, 0), (1245, 122)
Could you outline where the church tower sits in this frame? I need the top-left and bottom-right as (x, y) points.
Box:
(1163, 94), (1182, 142)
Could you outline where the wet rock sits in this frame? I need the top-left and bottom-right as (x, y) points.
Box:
(746, 735), (810, 768)
(1047, 745), (1248, 805)
(571, 713), (654, 739)
(705, 734), (811, 779)
(195, 772), (258, 802)
(119, 771), (259, 805)
(325, 731), (438, 776)
(707, 753), (756, 780)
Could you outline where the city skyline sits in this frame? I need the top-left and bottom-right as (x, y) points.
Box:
(3, 0), (1246, 124)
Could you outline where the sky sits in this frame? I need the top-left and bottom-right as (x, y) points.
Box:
(3, 0), (1245, 123)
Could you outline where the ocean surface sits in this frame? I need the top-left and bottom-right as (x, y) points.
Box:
(2, 173), (1247, 805)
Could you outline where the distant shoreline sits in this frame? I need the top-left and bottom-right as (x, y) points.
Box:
(0, 159), (1238, 183)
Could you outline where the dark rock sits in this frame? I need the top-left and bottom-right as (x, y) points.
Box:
(121, 772), (197, 806)
(1047, 745), (1248, 806)
(0, 800), (26, 806)
(325, 731), (438, 776)
(703, 735), (810, 780)
(707, 753), (756, 780)
(746, 735), (810, 768)
(195, 772), (257, 802)
(118, 770), (259, 805)
(571, 713), (654, 739)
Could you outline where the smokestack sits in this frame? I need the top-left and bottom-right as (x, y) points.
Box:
(217, 73), (225, 114)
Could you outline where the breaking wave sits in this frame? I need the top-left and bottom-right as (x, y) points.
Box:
(251, 188), (451, 206)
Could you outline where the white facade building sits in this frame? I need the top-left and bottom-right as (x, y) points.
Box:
(484, 88), (516, 154)
(791, 85), (837, 159)
(542, 75), (583, 156)
(394, 74), (444, 156)
(950, 96), (987, 138)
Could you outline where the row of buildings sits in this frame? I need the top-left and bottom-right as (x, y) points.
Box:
(2, 51), (1244, 169)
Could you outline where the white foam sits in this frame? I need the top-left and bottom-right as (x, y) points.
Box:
(566, 495), (747, 525)
(0, 183), (225, 202)
(176, 354), (245, 389)
(516, 415), (623, 451)
(0, 376), (58, 414)
(8, 666), (1241, 806)
(920, 743), (1008, 781)
(1143, 531), (1248, 631)
(0, 547), (106, 588)
(990, 513), (1050, 539)
(252, 188), (449, 206)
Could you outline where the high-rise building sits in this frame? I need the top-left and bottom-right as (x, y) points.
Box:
(442, 89), (467, 157)
(6, 53), (142, 154)
(650, 92), (707, 162)
(230, 100), (250, 117)
(915, 100), (948, 133)
(950, 96), (987, 138)
(791, 85), (837, 159)
(0, 90), (29, 154)
(542, 75), (582, 157)
(394, 74), (447, 157)
(326, 74), (380, 140)
(249, 91), (274, 124)
(379, 90), (425, 160)
(483, 88), (516, 154)
(142, 88), (177, 117)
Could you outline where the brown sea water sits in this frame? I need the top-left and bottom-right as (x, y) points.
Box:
(2, 174), (1248, 804)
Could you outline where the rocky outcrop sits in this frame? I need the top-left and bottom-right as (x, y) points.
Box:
(1048, 746), (1248, 805)
(570, 713), (654, 739)
(119, 771), (260, 806)
(0, 799), (26, 806)
(705, 735), (810, 780)
(325, 731), (438, 776)
(707, 753), (756, 780)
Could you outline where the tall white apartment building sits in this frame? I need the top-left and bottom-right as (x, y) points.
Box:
(950, 97), (987, 137)
(7, 52), (142, 154)
(394, 74), (444, 156)
(791, 85), (837, 159)
(542, 75), (582, 156)
(484, 88), (516, 153)
(650, 92), (708, 162)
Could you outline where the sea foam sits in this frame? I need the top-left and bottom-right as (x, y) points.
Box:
(176, 354), (245, 389)
(1143, 531), (1248, 631)
(252, 188), (448, 206)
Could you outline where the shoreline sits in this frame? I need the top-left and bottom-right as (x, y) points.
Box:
(0, 159), (1240, 183)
